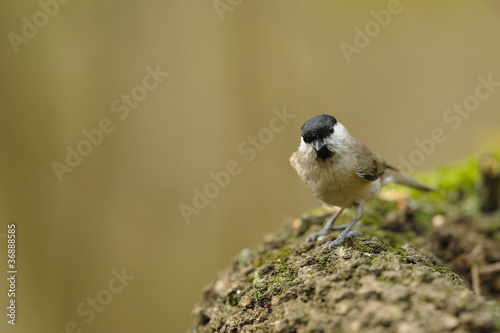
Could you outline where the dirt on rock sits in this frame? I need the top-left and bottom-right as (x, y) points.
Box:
(190, 214), (499, 332)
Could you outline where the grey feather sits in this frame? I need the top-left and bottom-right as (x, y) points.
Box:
(382, 170), (435, 192)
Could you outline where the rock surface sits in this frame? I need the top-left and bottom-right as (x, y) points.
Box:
(190, 214), (499, 332)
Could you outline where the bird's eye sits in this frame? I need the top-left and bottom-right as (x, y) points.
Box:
(328, 126), (334, 134)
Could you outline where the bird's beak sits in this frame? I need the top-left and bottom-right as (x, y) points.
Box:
(313, 138), (334, 160)
(314, 138), (326, 151)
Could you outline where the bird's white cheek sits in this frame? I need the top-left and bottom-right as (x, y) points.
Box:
(298, 141), (312, 153)
(325, 140), (340, 154)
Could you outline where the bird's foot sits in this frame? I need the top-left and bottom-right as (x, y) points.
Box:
(305, 224), (347, 244)
(321, 230), (361, 251)
(305, 230), (326, 244)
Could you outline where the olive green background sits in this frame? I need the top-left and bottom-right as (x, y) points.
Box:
(1, 1), (499, 332)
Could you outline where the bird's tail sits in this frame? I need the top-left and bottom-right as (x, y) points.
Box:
(382, 169), (435, 192)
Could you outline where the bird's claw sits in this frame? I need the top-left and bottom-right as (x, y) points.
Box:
(305, 224), (348, 245)
(320, 230), (361, 252)
(305, 232), (323, 245)
(321, 239), (341, 252)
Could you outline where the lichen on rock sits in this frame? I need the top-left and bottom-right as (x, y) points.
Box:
(190, 217), (499, 332)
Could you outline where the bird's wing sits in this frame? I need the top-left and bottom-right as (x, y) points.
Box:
(353, 140), (387, 181)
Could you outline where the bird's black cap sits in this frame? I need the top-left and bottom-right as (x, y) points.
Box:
(300, 114), (337, 143)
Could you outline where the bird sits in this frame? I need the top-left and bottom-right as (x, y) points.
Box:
(289, 114), (433, 251)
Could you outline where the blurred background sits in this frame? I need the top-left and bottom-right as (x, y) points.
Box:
(1, 1), (500, 332)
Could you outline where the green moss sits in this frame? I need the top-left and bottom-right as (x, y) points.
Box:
(398, 256), (408, 264)
(253, 245), (293, 268)
(415, 154), (481, 193)
(348, 240), (385, 254)
(410, 152), (500, 214)
(380, 152), (500, 219)
(386, 246), (407, 256)
(271, 263), (291, 277)
(363, 198), (397, 226)
(494, 316), (500, 331)
(317, 254), (330, 270)
(430, 265), (454, 275)
(254, 288), (263, 304)
(252, 256), (264, 268)
(225, 293), (239, 308)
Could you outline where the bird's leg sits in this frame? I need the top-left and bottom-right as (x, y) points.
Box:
(305, 208), (344, 244)
(321, 216), (361, 251)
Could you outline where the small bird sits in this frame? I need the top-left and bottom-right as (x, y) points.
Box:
(290, 114), (433, 251)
